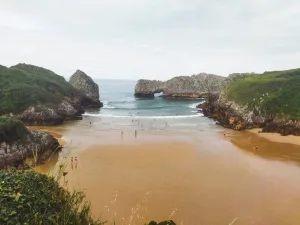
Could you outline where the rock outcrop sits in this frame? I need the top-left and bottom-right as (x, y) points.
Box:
(12, 97), (84, 125)
(0, 119), (60, 169)
(135, 73), (226, 98)
(199, 94), (300, 135)
(199, 94), (268, 130)
(0, 63), (103, 125)
(69, 70), (103, 108)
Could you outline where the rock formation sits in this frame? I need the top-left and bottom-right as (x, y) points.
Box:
(0, 118), (60, 169)
(0, 63), (103, 125)
(199, 94), (267, 130)
(69, 70), (103, 108)
(199, 94), (300, 135)
(135, 73), (226, 98)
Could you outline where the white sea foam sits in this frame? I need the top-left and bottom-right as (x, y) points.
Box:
(188, 101), (204, 109)
(83, 113), (204, 119)
(102, 101), (116, 109)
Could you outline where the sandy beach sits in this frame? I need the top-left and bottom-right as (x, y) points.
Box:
(33, 118), (300, 225)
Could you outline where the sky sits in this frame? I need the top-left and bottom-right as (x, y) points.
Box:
(0, 0), (300, 80)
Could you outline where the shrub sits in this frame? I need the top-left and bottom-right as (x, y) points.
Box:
(0, 117), (28, 143)
(0, 170), (104, 225)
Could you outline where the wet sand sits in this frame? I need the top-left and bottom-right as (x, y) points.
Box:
(35, 122), (300, 225)
(248, 128), (300, 146)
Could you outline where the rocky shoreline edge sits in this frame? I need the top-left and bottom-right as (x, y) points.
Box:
(198, 94), (300, 136)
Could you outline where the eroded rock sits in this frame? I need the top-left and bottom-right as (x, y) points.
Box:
(135, 73), (226, 98)
(69, 70), (103, 108)
(0, 128), (60, 169)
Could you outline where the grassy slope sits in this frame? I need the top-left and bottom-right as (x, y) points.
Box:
(0, 64), (78, 115)
(0, 170), (103, 225)
(226, 68), (300, 120)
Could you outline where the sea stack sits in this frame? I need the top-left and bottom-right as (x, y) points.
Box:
(69, 70), (103, 108)
(134, 73), (226, 98)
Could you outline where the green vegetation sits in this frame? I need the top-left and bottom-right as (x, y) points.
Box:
(0, 117), (28, 143)
(0, 170), (104, 225)
(226, 68), (300, 120)
(0, 64), (78, 114)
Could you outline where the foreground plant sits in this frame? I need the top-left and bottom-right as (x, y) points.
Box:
(0, 170), (104, 225)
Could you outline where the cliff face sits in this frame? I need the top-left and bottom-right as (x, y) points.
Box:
(199, 94), (267, 130)
(0, 118), (59, 169)
(199, 94), (300, 136)
(69, 70), (103, 108)
(135, 73), (226, 98)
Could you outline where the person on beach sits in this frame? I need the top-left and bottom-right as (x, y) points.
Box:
(253, 145), (258, 152)
(71, 157), (74, 170)
(135, 130), (137, 138)
(121, 130), (124, 139)
(75, 157), (78, 169)
(165, 122), (168, 128)
(90, 121), (92, 127)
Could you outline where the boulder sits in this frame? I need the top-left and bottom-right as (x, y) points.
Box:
(69, 70), (103, 108)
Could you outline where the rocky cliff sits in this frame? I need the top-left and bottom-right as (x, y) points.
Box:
(69, 70), (103, 108)
(199, 94), (300, 135)
(200, 68), (300, 136)
(0, 63), (101, 125)
(0, 118), (60, 169)
(135, 73), (226, 98)
(199, 94), (268, 130)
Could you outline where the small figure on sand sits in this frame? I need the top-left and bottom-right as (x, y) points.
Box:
(223, 131), (230, 137)
(135, 130), (137, 138)
(90, 121), (92, 127)
(71, 157), (74, 170)
(121, 130), (124, 139)
(165, 122), (168, 128)
(75, 157), (78, 169)
(253, 145), (258, 152)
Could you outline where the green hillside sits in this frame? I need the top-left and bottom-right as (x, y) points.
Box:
(226, 68), (300, 120)
(0, 64), (79, 114)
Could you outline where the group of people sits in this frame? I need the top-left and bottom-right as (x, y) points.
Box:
(120, 129), (138, 139)
(70, 156), (78, 170)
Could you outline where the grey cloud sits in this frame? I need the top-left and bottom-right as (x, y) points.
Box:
(0, 0), (300, 80)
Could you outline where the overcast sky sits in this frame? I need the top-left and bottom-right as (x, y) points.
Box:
(0, 0), (300, 80)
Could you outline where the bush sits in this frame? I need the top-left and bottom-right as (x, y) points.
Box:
(0, 117), (28, 143)
(0, 170), (104, 225)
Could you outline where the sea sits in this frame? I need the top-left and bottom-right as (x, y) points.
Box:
(83, 79), (216, 132)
